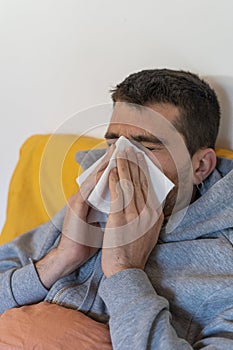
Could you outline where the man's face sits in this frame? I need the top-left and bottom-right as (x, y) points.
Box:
(105, 102), (194, 217)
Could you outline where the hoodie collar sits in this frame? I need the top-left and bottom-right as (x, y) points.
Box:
(160, 157), (233, 243)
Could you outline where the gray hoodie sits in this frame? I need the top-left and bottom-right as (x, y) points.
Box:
(0, 157), (233, 349)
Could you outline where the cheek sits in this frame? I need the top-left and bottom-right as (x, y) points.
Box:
(150, 153), (178, 184)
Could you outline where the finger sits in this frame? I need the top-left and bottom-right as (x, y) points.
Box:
(66, 191), (89, 221)
(108, 168), (123, 216)
(125, 147), (140, 182)
(78, 170), (103, 203)
(126, 147), (145, 213)
(136, 152), (150, 204)
(116, 151), (137, 216)
(137, 152), (160, 209)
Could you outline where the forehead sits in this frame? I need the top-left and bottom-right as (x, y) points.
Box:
(107, 102), (180, 139)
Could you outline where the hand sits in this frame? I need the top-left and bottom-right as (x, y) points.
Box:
(36, 145), (115, 288)
(102, 148), (164, 278)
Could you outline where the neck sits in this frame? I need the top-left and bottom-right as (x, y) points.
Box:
(191, 185), (200, 203)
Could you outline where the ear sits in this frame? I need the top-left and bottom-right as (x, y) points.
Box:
(191, 148), (217, 185)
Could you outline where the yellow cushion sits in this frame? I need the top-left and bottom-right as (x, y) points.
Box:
(215, 148), (233, 160)
(0, 134), (105, 245)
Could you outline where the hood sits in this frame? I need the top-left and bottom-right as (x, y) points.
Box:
(160, 157), (233, 243)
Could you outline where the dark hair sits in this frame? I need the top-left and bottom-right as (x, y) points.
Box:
(110, 69), (221, 156)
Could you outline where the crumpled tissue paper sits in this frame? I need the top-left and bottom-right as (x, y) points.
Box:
(76, 136), (174, 223)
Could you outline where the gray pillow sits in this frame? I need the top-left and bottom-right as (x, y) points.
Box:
(75, 148), (106, 170)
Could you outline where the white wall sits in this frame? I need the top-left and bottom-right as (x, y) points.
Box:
(1, 0), (233, 231)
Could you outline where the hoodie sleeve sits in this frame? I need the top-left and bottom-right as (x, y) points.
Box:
(99, 269), (233, 350)
(0, 217), (62, 314)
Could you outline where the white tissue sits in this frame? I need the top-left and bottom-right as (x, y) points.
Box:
(76, 136), (174, 222)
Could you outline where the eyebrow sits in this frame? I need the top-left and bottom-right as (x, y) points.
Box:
(104, 132), (166, 145)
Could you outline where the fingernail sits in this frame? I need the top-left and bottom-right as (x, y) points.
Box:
(117, 151), (125, 158)
(110, 167), (118, 178)
(126, 146), (133, 153)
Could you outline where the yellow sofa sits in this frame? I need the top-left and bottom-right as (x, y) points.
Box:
(0, 134), (104, 245)
(0, 134), (232, 245)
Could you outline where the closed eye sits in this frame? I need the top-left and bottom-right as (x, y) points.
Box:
(142, 143), (164, 151)
(145, 146), (156, 151)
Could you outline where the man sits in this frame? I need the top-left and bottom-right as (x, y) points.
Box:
(1, 69), (233, 349)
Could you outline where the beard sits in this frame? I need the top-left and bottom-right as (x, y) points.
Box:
(162, 161), (195, 218)
(163, 186), (178, 218)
